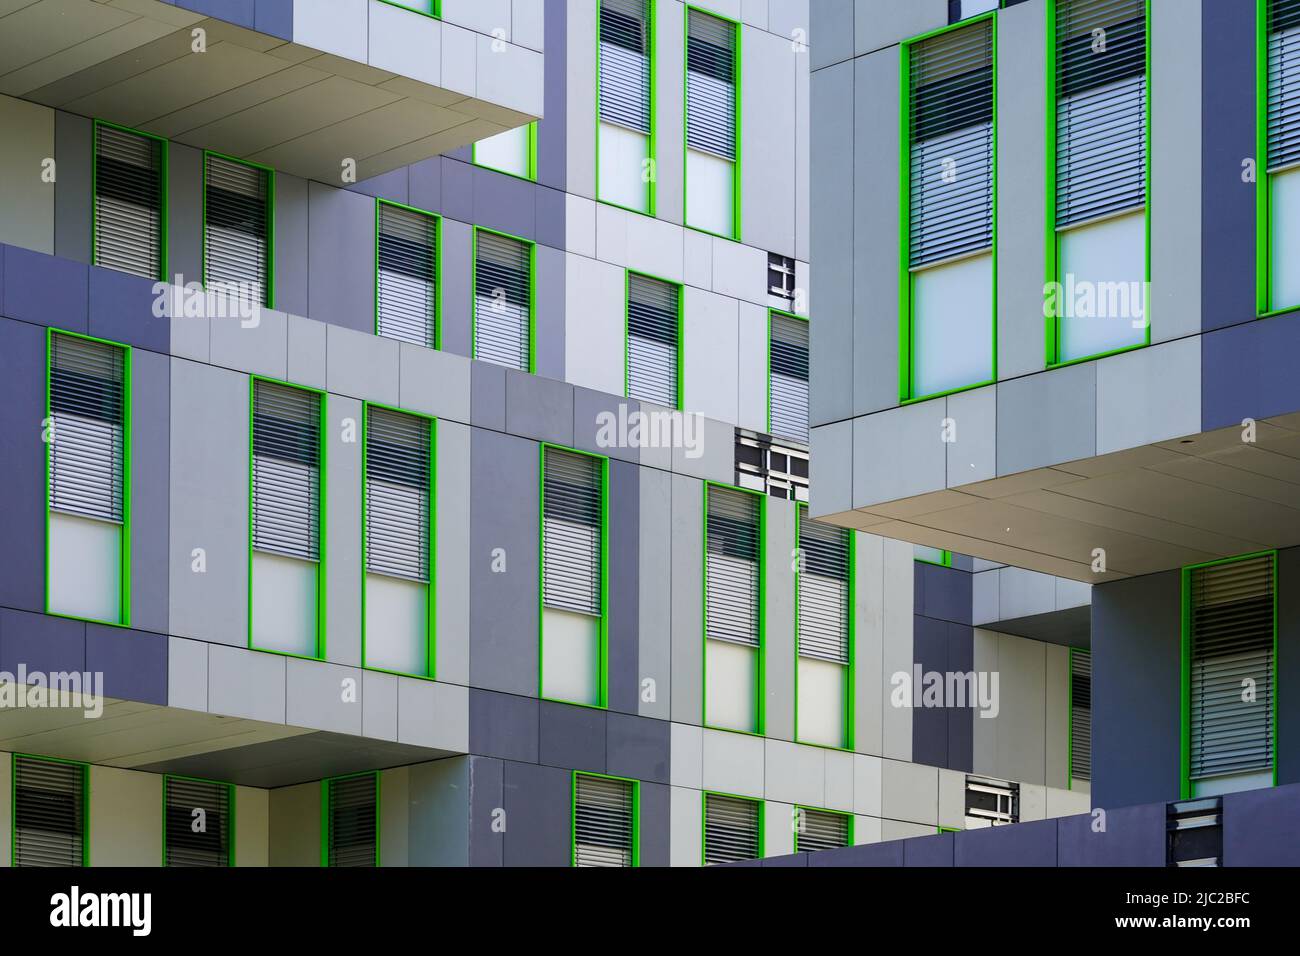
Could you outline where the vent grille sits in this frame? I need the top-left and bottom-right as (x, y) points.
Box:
(377, 203), (438, 347)
(704, 793), (760, 864)
(769, 313), (809, 443)
(94, 124), (163, 280)
(1070, 649), (1092, 782)
(796, 808), (850, 853)
(48, 333), (126, 523)
(474, 231), (531, 371)
(1268, 0), (1300, 171)
(365, 407), (431, 582)
(573, 774), (635, 867)
(204, 154), (270, 307)
(627, 273), (679, 407)
(706, 486), (760, 647)
(686, 10), (737, 159)
(543, 448), (603, 617)
(165, 777), (231, 867)
(600, 0), (651, 133)
(327, 774), (377, 867)
(252, 381), (321, 561)
(798, 505), (850, 664)
(13, 756), (84, 868)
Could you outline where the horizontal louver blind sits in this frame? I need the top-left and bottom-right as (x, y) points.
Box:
(1055, 0), (1146, 227)
(475, 231), (531, 371)
(378, 203), (437, 347)
(366, 408), (430, 582)
(94, 124), (162, 280)
(770, 314), (809, 443)
(328, 775), (377, 867)
(543, 448), (603, 616)
(687, 10), (736, 159)
(574, 775), (634, 867)
(627, 273), (679, 407)
(798, 506), (849, 665)
(1189, 554), (1275, 781)
(14, 756), (84, 868)
(1070, 650), (1092, 781)
(600, 0), (651, 133)
(797, 809), (850, 853)
(707, 486), (760, 647)
(1268, 0), (1300, 171)
(49, 334), (126, 524)
(704, 793), (759, 864)
(165, 778), (231, 867)
(205, 154), (270, 306)
(252, 381), (320, 561)
(908, 18), (993, 268)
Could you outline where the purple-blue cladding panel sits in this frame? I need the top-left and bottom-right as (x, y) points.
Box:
(88, 265), (169, 356)
(85, 624), (168, 706)
(605, 712), (670, 785)
(1056, 802), (1166, 867)
(3, 245), (88, 333)
(468, 688), (540, 764)
(954, 818), (1059, 867)
(0, 608), (86, 676)
(903, 830), (954, 866)
(0, 317), (46, 612)
(538, 699), (607, 774)
(502, 759), (571, 866)
(1222, 783), (1300, 867)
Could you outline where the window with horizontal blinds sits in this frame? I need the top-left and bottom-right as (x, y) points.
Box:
(13, 756), (85, 868)
(769, 313), (809, 444)
(205, 154), (271, 307)
(252, 381), (321, 561)
(573, 774), (635, 867)
(704, 793), (759, 864)
(1268, 0), (1300, 173)
(543, 448), (603, 617)
(365, 407), (430, 582)
(94, 124), (163, 280)
(798, 506), (849, 666)
(600, 0), (651, 133)
(706, 486), (760, 647)
(1055, 0), (1146, 228)
(48, 334), (126, 524)
(474, 231), (531, 371)
(327, 774), (377, 867)
(796, 808), (850, 853)
(1188, 554), (1275, 784)
(687, 9), (736, 160)
(908, 18), (994, 268)
(1070, 649), (1092, 782)
(165, 777), (231, 867)
(627, 273), (679, 407)
(377, 203), (437, 347)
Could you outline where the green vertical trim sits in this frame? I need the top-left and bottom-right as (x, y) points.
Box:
(201, 150), (275, 308)
(570, 771), (641, 867)
(1044, 0), (1059, 366)
(1067, 646), (1076, 788)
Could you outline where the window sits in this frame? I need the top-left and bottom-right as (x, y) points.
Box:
(734, 429), (808, 502)
(324, 773), (378, 867)
(473, 229), (533, 372)
(572, 773), (638, 867)
(376, 201), (439, 348)
(1262, 0), (1300, 312)
(1166, 797), (1223, 868)
(165, 776), (233, 867)
(767, 252), (796, 304)
(204, 153), (272, 308)
(769, 311), (809, 444)
(93, 121), (164, 280)
(46, 332), (129, 625)
(1185, 552), (1276, 798)
(794, 807), (852, 853)
(13, 755), (86, 867)
(541, 446), (607, 706)
(1069, 648), (1092, 787)
(599, 0), (653, 212)
(685, 8), (738, 238)
(902, 16), (995, 399)
(704, 484), (763, 733)
(364, 406), (434, 677)
(626, 271), (681, 407)
(250, 379), (323, 658)
(1049, 0), (1148, 363)
(703, 793), (762, 864)
(797, 505), (852, 749)
(965, 775), (1018, 827)
(949, 0), (999, 22)
(914, 544), (952, 566)
(474, 123), (536, 180)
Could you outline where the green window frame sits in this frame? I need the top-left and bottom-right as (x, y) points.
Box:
(91, 119), (168, 282)
(374, 199), (442, 349)
(471, 226), (537, 373)
(793, 806), (854, 853)
(321, 772), (380, 868)
(12, 753), (89, 868)
(598, 0), (657, 215)
(794, 504), (855, 751)
(472, 122), (538, 182)
(202, 150), (275, 309)
(571, 771), (640, 867)
(702, 790), (763, 865)
(163, 774), (235, 867)
(376, 0), (441, 17)
(914, 545), (952, 567)
(1258, 0), (1300, 316)
(683, 5), (741, 241)
(624, 268), (683, 408)
(767, 309), (810, 442)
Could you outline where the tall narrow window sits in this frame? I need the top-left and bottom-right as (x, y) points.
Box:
(600, 0), (653, 212)
(93, 122), (164, 280)
(474, 230), (533, 372)
(572, 773), (637, 867)
(377, 202), (438, 348)
(204, 153), (272, 308)
(541, 447), (606, 706)
(769, 311), (809, 444)
(13, 755), (86, 867)
(705, 485), (762, 733)
(703, 793), (761, 865)
(251, 380), (322, 658)
(626, 272), (680, 407)
(1069, 648), (1092, 787)
(324, 774), (377, 867)
(165, 777), (232, 867)
(475, 123), (536, 180)
(365, 407), (433, 677)
(797, 505), (851, 749)
(1051, 0), (1147, 362)
(794, 807), (851, 853)
(904, 16), (994, 399)
(47, 332), (128, 625)
(1186, 553), (1276, 798)
(685, 8), (738, 238)
(1264, 0), (1300, 311)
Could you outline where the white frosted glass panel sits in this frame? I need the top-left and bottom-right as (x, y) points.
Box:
(1271, 167), (1300, 310)
(686, 148), (733, 237)
(599, 122), (649, 213)
(798, 657), (847, 748)
(48, 512), (120, 623)
(911, 252), (993, 397)
(1056, 211), (1146, 362)
(475, 125), (529, 178)
(1193, 769), (1273, 798)
(365, 573), (428, 676)
(706, 638), (756, 732)
(914, 544), (946, 564)
(251, 551), (317, 657)
(542, 607), (601, 705)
